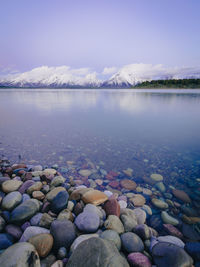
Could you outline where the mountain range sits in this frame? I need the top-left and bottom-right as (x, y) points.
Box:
(1, 64), (200, 88)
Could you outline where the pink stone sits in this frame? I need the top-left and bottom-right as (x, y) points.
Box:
(128, 252), (152, 267)
(109, 181), (119, 188)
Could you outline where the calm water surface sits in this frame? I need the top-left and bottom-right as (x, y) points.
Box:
(0, 89), (200, 189)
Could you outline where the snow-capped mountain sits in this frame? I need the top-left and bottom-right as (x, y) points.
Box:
(0, 64), (200, 88)
(0, 66), (102, 88)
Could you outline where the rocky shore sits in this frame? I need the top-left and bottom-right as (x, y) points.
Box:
(0, 156), (200, 267)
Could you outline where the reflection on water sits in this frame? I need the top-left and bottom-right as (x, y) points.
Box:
(0, 89), (200, 189)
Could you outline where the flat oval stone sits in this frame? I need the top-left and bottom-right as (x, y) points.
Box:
(0, 242), (40, 267)
(79, 169), (92, 177)
(161, 211), (179, 226)
(18, 180), (35, 194)
(32, 191), (45, 200)
(152, 198), (168, 209)
(163, 224), (183, 239)
(10, 199), (40, 224)
(172, 189), (191, 203)
(150, 173), (163, 182)
(28, 233), (53, 257)
(51, 176), (65, 187)
(2, 180), (23, 193)
(82, 190), (108, 205)
(1, 191), (22, 211)
(130, 194), (146, 207)
(75, 211), (100, 233)
(121, 232), (144, 253)
(120, 179), (136, 190)
(157, 235), (185, 248)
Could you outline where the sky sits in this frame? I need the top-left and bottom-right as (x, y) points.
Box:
(0, 0), (200, 77)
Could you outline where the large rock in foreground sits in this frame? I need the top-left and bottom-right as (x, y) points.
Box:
(67, 237), (129, 267)
(0, 242), (40, 267)
(10, 199), (40, 224)
(152, 242), (193, 267)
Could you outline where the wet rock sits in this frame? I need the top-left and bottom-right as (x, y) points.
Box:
(73, 201), (84, 216)
(40, 254), (56, 267)
(46, 187), (66, 202)
(182, 223), (200, 241)
(161, 211), (179, 226)
(51, 190), (69, 214)
(57, 247), (67, 259)
(132, 208), (146, 225)
(118, 200), (127, 209)
(50, 176), (65, 187)
(150, 173), (163, 182)
(134, 224), (152, 240)
(67, 237), (129, 267)
(5, 224), (23, 240)
(152, 242), (193, 267)
(50, 219), (76, 250)
(57, 209), (74, 221)
(103, 198), (120, 217)
(70, 234), (99, 252)
(100, 230), (121, 250)
(157, 235), (185, 248)
(43, 168), (57, 176)
(104, 215), (124, 234)
(151, 198), (168, 209)
(10, 199), (40, 224)
(120, 179), (136, 190)
(127, 252), (152, 267)
(30, 213), (43, 226)
(27, 182), (43, 195)
(83, 204), (104, 219)
(121, 232), (144, 253)
(1, 191), (22, 211)
(18, 180), (35, 194)
(0, 233), (13, 249)
(75, 211), (100, 233)
(19, 226), (49, 242)
(120, 208), (138, 232)
(39, 213), (54, 229)
(163, 224), (183, 239)
(32, 191), (45, 200)
(172, 189), (191, 203)
(149, 215), (163, 231)
(130, 194), (146, 207)
(79, 169), (92, 177)
(82, 189), (108, 205)
(185, 242), (200, 261)
(182, 214), (200, 224)
(0, 242), (40, 267)
(155, 182), (166, 193)
(2, 180), (23, 193)
(108, 181), (119, 188)
(28, 233), (53, 258)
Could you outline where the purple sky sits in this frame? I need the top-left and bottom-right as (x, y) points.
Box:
(0, 0), (200, 74)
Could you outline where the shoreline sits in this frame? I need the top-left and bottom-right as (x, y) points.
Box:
(0, 156), (200, 266)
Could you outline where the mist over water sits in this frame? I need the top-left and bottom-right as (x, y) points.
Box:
(0, 89), (200, 188)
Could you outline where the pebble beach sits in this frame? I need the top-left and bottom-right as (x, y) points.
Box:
(0, 156), (200, 267)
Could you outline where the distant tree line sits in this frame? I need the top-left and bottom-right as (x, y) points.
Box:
(134, 79), (200, 89)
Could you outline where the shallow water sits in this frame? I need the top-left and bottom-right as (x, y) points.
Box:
(0, 88), (200, 189)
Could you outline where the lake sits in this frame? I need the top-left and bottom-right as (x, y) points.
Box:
(0, 89), (200, 191)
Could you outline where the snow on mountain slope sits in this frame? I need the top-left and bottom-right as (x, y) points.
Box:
(103, 64), (200, 87)
(0, 66), (102, 88)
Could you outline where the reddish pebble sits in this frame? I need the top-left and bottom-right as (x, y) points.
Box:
(103, 198), (120, 217)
